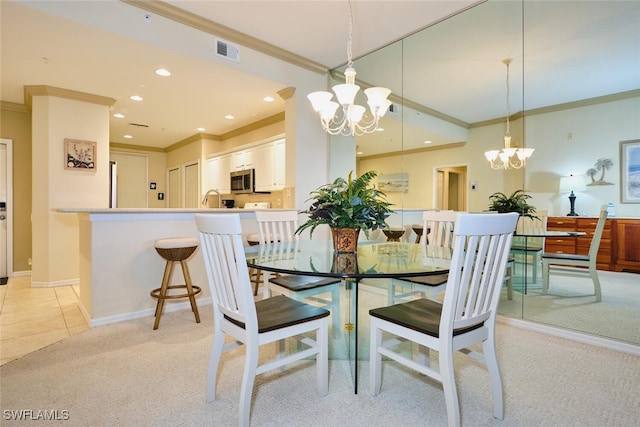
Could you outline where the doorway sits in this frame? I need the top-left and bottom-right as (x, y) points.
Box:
(435, 165), (467, 211)
(110, 152), (148, 208)
(0, 138), (14, 282)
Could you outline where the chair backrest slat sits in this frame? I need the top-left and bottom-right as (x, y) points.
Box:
(442, 212), (519, 333)
(196, 214), (257, 329)
(588, 206), (608, 259)
(255, 210), (300, 263)
(422, 210), (457, 248)
(255, 210), (299, 244)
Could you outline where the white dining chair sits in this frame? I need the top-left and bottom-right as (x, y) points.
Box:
(510, 210), (548, 287)
(369, 212), (519, 427)
(195, 214), (329, 427)
(255, 210), (341, 334)
(542, 205), (607, 302)
(389, 210), (457, 304)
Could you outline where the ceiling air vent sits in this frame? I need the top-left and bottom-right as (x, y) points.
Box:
(128, 122), (149, 128)
(215, 38), (240, 62)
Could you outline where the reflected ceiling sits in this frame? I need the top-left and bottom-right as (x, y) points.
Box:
(352, 1), (640, 157)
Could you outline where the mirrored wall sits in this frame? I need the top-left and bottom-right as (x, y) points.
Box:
(337, 0), (640, 347)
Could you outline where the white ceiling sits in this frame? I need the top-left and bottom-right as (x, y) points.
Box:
(2, 1), (639, 155)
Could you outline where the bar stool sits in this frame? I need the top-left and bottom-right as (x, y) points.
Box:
(246, 234), (262, 296)
(246, 232), (281, 296)
(383, 227), (405, 242)
(151, 237), (201, 330)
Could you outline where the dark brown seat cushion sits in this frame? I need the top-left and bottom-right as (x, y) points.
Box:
(269, 275), (340, 291)
(542, 252), (589, 262)
(370, 298), (483, 338)
(224, 295), (329, 333)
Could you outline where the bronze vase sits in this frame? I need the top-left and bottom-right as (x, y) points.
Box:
(331, 227), (360, 253)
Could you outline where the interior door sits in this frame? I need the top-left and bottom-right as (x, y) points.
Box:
(183, 161), (200, 208)
(0, 140), (8, 281)
(167, 167), (181, 208)
(436, 166), (467, 211)
(110, 152), (148, 208)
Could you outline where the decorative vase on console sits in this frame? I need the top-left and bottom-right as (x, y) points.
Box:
(296, 170), (393, 253)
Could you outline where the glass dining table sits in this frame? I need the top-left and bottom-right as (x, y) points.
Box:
(245, 240), (452, 393)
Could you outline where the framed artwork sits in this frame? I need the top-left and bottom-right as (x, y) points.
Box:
(620, 139), (640, 203)
(65, 138), (96, 171)
(378, 173), (409, 193)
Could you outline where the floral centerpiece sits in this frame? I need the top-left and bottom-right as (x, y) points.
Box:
(296, 170), (393, 252)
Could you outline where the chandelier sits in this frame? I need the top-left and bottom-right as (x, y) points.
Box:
(307, 1), (391, 136)
(484, 58), (534, 169)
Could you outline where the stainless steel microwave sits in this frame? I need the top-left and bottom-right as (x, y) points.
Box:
(230, 169), (255, 194)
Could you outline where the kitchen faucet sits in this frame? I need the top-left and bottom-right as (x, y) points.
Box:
(202, 189), (221, 207)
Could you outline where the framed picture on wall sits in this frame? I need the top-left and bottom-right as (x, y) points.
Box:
(620, 139), (640, 203)
(65, 138), (96, 171)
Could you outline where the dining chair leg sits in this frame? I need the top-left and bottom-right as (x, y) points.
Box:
(440, 347), (461, 427)
(207, 329), (225, 402)
(369, 319), (383, 396)
(483, 336), (504, 420)
(316, 320), (329, 396)
(239, 345), (259, 427)
(590, 265), (602, 302)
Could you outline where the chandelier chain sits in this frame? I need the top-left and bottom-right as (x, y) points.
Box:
(504, 58), (511, 139)
(347, 0), (354, 68)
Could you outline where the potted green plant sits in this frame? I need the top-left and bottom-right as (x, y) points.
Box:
(296, 170), (393, 252)
(487, 189), (538, 220)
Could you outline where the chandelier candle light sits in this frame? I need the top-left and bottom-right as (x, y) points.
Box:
(307, 1), (392, 136)
(485, 58), (534, 169)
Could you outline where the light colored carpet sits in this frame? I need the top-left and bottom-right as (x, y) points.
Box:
(1, 306), (639, 427)
(498, 270), (640, 344)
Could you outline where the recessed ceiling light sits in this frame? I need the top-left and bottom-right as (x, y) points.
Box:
(197, 127), (206, 132)
(376, 127), (385, 132)
(155, 68), (171, 77)
(113, 113), (125, 119)
(263, 96), (274, 102)
(357, 151), (363, 155)
(130, 95), (143, 101)
(124, 135), (133, 139)
(225, 115), (235, 120)
(424, 140), (432, 144)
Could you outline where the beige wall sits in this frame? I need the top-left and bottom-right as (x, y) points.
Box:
(359, 96), (639, 218)
(0, 104), (32, 272)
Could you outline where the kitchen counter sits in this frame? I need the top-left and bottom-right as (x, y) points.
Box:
(61, 208), (268, 327)
(56, 207), (281, 214)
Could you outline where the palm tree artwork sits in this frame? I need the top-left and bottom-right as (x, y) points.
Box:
(586, 158), (614, 185)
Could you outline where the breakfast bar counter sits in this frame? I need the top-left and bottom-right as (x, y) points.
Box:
(58, 208), (268, 327)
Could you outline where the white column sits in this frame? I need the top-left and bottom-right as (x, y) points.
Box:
(27, 86), (114, 286)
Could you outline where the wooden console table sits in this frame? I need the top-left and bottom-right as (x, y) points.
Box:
(545, 217), (640, 273)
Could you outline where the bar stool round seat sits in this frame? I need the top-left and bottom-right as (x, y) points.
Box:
(383, 228), (405, 242)
(151, 237), (201, 330)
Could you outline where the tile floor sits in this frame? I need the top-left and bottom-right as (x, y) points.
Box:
(0, 275), (88, 365)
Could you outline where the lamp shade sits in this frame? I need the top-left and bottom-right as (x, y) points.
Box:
(559, 174), (586, 193)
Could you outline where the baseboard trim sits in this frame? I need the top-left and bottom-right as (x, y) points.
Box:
(31, 278), (80, 288)
(498, 316), (640, 356)
(12, 270), (32, 277)
(87, 297), (212, 328)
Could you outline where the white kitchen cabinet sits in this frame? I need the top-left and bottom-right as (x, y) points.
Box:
(206, 154), (231, 193)
(206, 139), (285, 194)
(272, 139), (285, 189)
(253, 143), (274, 192)
(232, 149), (254, 171)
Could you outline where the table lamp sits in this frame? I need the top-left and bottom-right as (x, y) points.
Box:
(559, 174), (586, 216)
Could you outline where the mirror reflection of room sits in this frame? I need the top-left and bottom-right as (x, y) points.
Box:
(347, 0), (639, 348)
